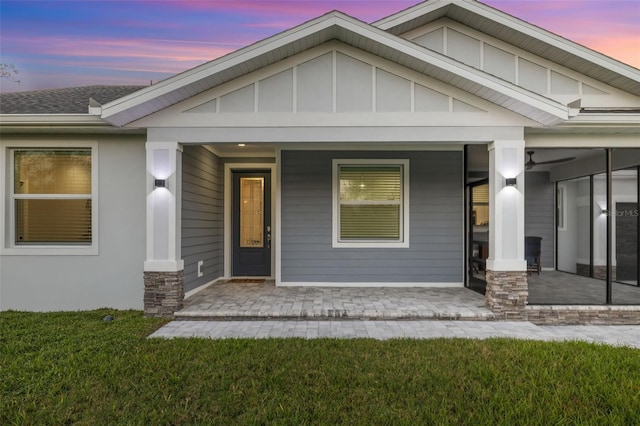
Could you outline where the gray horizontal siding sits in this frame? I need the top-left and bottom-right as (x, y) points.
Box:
(525, 172), (555, 268)
(281, 150), (463, 283)
(181, 145), (224, 291)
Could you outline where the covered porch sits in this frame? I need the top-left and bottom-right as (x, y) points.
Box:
(177, 279), (494, 321)
(174, 270), (640, 324)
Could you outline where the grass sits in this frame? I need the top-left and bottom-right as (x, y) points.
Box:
(1, 310), (640, 425)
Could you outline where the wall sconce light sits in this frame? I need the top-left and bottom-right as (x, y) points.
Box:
(505, 177), (517, 187)
(154, 179), (166, 189)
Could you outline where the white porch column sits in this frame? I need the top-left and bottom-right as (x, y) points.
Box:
(486, 140), (528, 319)
(143, 141), (184, 317)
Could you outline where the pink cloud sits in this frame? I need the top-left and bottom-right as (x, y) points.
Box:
(157, 0), (416, 23)
(5, 35), (234, 69)
(483, 0), (640, 67)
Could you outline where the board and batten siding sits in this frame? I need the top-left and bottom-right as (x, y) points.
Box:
(181, 146), (224, 291)
(525, 172), (555, 269)
(280, 150), (463, 283)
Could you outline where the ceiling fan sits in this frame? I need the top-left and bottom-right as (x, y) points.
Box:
(525, 151), (575, 170)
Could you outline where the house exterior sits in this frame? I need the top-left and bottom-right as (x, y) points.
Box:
(1, 0), (638, 321)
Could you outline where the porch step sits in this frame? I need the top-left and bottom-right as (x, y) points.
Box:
(175, 309), (496, 321)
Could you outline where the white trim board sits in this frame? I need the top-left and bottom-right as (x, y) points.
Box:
(184, 276), (226, 299)
(277, 282), (464, 288)
(0, 140), (99, 256)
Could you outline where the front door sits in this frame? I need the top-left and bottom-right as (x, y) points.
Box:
(232, 171), (271, 276)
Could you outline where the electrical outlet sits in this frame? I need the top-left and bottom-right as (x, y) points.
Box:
(197, 260), (204, 277)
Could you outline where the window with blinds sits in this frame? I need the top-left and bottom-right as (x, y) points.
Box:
(333, 160), (409, 247)
(12, 149), (92, 244)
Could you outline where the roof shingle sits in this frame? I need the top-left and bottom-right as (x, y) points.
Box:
(0, 85), (146, 114)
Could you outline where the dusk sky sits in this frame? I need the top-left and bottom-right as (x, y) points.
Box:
(1, 0), (639, 93)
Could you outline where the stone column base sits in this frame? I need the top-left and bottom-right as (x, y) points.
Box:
(485, 270), (528, 320)
(144, 270), (184, 317)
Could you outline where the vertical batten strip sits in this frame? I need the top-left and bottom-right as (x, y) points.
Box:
(254, 82), (259, 113)
(372, 66), (377, 112)
(410, 81), (415, 112)
(546, 69), (551, 95)
(443, 26), (448, 55)
(332, 50), (337, 113)
(292, 66), (297, 113)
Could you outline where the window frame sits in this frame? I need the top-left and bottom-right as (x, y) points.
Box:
(1, 141), (99, 255)
(557, 183), (567, 231)
(332, 159), (409, 248)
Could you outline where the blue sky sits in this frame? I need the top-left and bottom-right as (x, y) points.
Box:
(1, 0), (638, 92)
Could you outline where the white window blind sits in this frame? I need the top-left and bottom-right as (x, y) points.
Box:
(339, 165), (402, 240)
(13, 150), (92, 244)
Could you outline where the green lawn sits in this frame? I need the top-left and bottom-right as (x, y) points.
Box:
(1, 310), (639, 425)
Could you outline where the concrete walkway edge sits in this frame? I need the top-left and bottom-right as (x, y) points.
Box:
(149, 320), (640, 348)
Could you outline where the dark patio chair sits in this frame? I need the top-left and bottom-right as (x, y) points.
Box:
(525, 236), (542, 276)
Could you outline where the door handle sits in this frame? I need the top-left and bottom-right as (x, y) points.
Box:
(266, 225), (271, 249)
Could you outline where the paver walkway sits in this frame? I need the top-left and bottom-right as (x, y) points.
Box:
(179, 281), (493, 320)
(150, 320), (640, 348)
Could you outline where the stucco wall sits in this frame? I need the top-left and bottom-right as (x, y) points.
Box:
(0, 135), (146, 311)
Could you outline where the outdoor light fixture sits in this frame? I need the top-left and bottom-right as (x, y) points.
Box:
(154, 179), (166, 189)
(505, 177), (517, 186)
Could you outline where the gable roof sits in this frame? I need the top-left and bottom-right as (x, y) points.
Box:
(374, 0), (640, 96)
(0, 85), (145, 114)
(101, 9), (571, 127)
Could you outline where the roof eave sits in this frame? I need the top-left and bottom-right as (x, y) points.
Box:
(0, 114), (143, 134)
(375, 0), (640, 95)
(101, 11), (346, 127)
(0, 114), (105, 125)
(102, 9), (569, 127)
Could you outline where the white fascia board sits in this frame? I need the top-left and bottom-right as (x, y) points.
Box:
(0, 114), (107, 126)
(526, 133), (640, 148)
(101, 12), (345, 125)
(374, 0), (447, 29)
(565, 113), (640, 125)
(376, 0), (639, 86)
(102, 9), (567, 127)
(343, 15), (569, 122)
(457, 0), (640, 83)
(371, 0), (452, 31)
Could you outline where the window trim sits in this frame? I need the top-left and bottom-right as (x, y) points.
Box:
(1, 141), (99, 255)
(332, 159), (409, 248)
(557, 183), (567, 231)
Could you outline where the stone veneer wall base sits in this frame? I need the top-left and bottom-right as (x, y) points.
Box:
(485, 270), (528, 320)
(144, 270), (185, 318)
(526, 306), (640, 325)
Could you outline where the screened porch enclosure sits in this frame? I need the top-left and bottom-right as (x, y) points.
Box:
(551, 148), (639, 305)
(464, 146), (640, 305)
